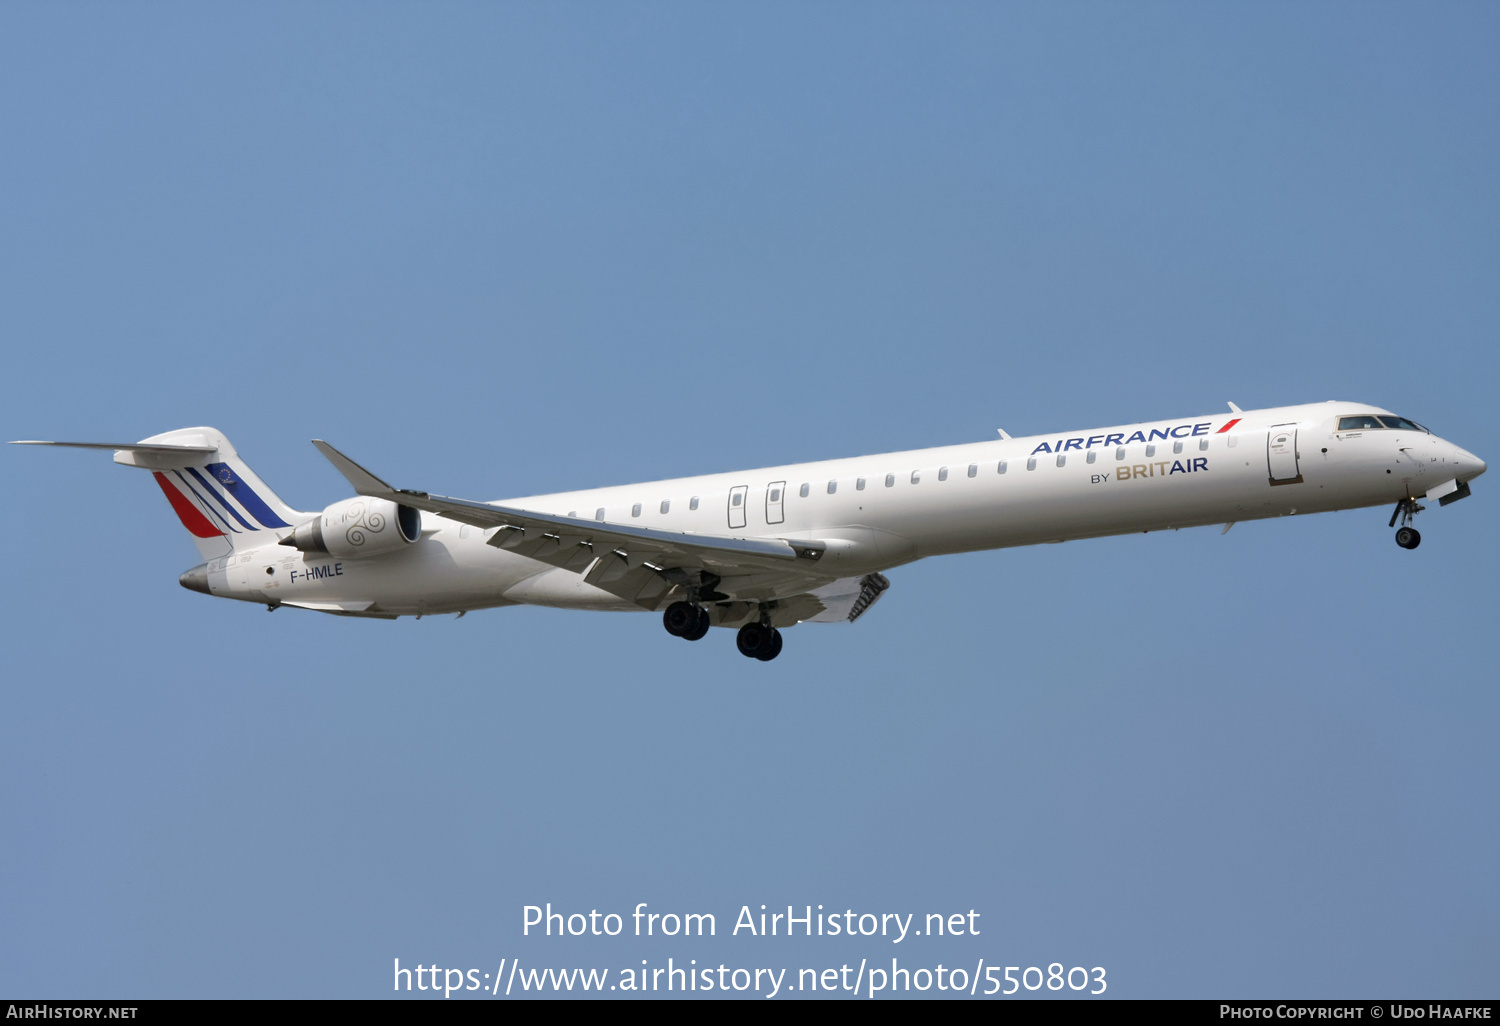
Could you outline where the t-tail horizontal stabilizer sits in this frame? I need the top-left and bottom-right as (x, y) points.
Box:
(13, 429), (307, 559)
(11, 440), (218, 455)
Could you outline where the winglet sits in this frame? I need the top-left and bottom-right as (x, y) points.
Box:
(996, 428), (1012, 440)
(311, 440), (415, 500)
(1227, 402), (1242, 414)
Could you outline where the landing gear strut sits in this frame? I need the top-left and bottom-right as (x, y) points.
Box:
(736, 622), (783, 662)
(663, 601), (710, 641)
(1388, 498), (1424, 550)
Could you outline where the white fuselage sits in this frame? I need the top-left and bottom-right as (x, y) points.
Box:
(201, 401), (1485, 619)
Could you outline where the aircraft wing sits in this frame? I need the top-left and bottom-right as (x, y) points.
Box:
(310, 440), (839, 613)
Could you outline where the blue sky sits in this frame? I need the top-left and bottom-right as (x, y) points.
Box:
(2, 2), (1496, 999)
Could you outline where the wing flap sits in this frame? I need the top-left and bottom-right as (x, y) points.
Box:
(800, 572), (892, 623)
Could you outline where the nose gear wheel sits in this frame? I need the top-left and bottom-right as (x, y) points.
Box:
(1388, 498), (1425, 549)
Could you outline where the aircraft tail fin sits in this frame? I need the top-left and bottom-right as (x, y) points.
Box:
(13, 427), (312, 559)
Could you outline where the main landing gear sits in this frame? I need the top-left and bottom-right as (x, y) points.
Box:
(663, 601), (710, 641)
(735, 622), (783, 662)
(663, 600), (784, 660)
(1389, 498), (1424, 550)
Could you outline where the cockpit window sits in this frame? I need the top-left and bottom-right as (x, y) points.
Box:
(1377, 416), (1426, 432)
(1338, 414), (1430, 433)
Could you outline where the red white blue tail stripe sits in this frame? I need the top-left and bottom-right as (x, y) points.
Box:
(153, 461), (292, 538)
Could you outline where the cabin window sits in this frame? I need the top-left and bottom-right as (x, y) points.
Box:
(1086, 451), (1097, 464)
(938, 467), (948, 481)
(1199, 438), (1209, 451)
(885, 473), (895, 487)
(1056, 454), (1066, 467)
(1026, 457), (1037, 471)
(967, 463), (977, 477)
(595, 508), (605, 521)
(911, 470), (921, 484)
(1172, 441), (1183, 454)
(660, 500), (670, 514)
(827, 480), (837, 494)
(631, 503), (641, 517)
(855, 477), (865, 490)
(769, 488), (780, 502)
(1145, 444), (1156, 457)
(799, 483), (810, 498)
(1115, 447), (1125, 460)
(689, 496), (700, 510)
(731, 492), (743, 507)
(998, 460), (1008, 474)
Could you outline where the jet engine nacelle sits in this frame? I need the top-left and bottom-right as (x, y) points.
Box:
(284, 497), (421, 558)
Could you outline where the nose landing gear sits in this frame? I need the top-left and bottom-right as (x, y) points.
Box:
(1389, 498), (1424, 549)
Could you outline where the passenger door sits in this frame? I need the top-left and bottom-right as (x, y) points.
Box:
(765, 481), (785, 525)
(727, 485), (748, 529)
(1267, 427), (1302, 484)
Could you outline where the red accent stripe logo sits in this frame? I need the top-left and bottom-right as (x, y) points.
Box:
(1216, 418), (1242, 434)
(153, 472), (222, 538)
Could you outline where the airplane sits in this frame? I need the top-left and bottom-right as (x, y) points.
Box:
(13, 400), (1486, 661)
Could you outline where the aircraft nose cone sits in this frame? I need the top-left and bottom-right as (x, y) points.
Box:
(1456, 448), (1486, 480)
(179, 563), (210, 595)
